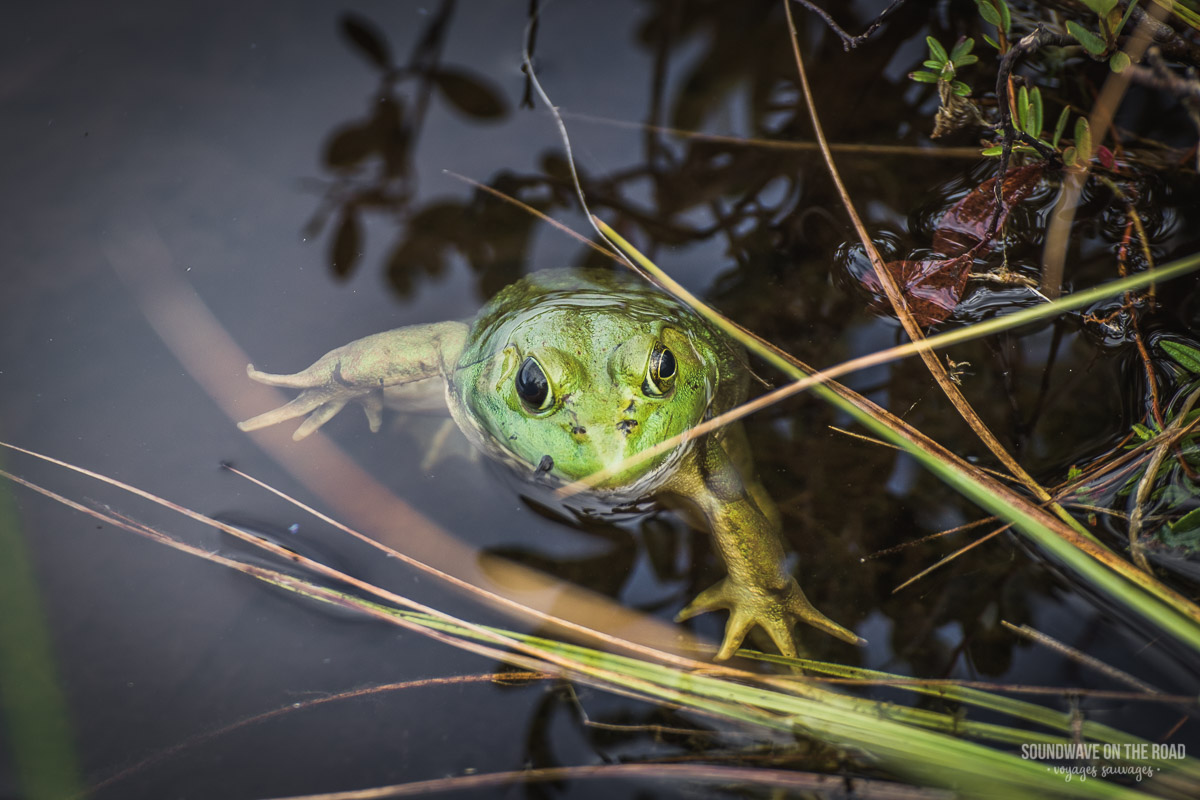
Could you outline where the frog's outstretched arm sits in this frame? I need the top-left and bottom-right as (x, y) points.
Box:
(670, 433), (863, 661)
(238, 321), (468, 441)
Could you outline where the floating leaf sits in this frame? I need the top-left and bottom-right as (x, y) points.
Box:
(339, 13), (393, 71)
(428, 69), (508, 120)
(860, 256), (973, 327)
(1067, 20), (1108, 55)
(932, 164), (1044, 254)
(1162, 340), (1200, 373)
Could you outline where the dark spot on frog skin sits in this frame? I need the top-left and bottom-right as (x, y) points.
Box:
(616, 419), (638, 436)
(536, 454), (554, 474)
(572, 425), (587, 435)
(332, 361), (352, 388)
(624, 400), (636, 413)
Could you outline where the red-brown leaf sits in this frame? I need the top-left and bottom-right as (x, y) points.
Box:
(861, 255), (972, 327)
(932, 164), (1044, 255)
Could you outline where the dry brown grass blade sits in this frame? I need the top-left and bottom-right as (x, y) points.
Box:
(781, 0), (1088, 536)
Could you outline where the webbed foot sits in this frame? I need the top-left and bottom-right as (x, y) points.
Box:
(676, 576), (864, 661)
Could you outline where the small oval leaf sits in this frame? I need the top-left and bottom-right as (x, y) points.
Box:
(429, 69), (508, 120)
(1162, 340), (1200, 373)
(1109, 50), (1131, 73)
(1067, 20), (1108, 55)
(340, 14), (393, 71)
(324, 123), (375, 170)
(330, 208), (363, 280)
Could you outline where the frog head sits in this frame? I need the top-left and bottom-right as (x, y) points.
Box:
(451, 272), (741, 495)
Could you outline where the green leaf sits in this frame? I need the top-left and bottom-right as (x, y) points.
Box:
(951, 81), (972, 96)
(1074, 117), (1093, 161)
(956, 54), (980, 67)
(949, 37), (976, 62)
(1017, 86), (1030, 132)
(1062, 145), (1078, 166)
(1110, 50), (1132, 72)
(1170, 507), (1200, 536)
(980, 145), (1005, 156)
(1081, 0), (1119, 15)
(923, 59), (943, 69)
(997, 0), (1012, 34)
(1115, 0), (1140, 37)
(1068, 466), (1082, 480)
(1052, 106), (1071, 147)
(909, 70), (940, 84)
(926, 36), (949, 63)
(1162, 340), (1200, 373)
(1067, 20), (1109, 55)
(975, 0), (1002, 28)
(1030, 87), (1043, 137)
(1132, 422), (1156, 441)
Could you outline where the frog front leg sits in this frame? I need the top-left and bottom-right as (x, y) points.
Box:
(239, 321), (468, 440)
(668, 429), (862, 661)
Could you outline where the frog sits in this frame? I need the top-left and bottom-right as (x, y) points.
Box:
(238, 268), (861, 660)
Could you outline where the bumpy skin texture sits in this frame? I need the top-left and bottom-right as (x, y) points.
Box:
(239, 269), (860, 659)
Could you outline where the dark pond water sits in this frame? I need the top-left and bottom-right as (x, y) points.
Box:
(2, 1), (1199, 797)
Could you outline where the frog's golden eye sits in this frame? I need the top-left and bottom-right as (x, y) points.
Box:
(643, 343), (676, 397)
(515, 357), (553, 411)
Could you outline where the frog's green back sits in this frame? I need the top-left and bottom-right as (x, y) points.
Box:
(447, 269), (746, 494)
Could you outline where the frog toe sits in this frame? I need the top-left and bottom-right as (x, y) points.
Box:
(674, 580), (731, 622)
(292, 399), (347, 440)
(786, 587), (865, 647)
(245, 363), (320, 389)
(238, 391), (333, 433)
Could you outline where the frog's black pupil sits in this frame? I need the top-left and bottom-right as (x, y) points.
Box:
(658, 348), (676, 379)
(516, 357), (549, 408)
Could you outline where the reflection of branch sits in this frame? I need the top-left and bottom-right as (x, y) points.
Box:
(791, 0), (907, 51)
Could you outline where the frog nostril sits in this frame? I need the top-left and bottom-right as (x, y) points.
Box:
(616, 419), (638, 436)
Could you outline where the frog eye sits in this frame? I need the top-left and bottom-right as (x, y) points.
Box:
(643, 343), (677, 397)
(515, 357), (553, 411)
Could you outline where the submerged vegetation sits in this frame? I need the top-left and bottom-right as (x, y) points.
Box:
(5, 0), (1200, 797)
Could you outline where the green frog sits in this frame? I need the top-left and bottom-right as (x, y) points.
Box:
(238, 269), (860, 660)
